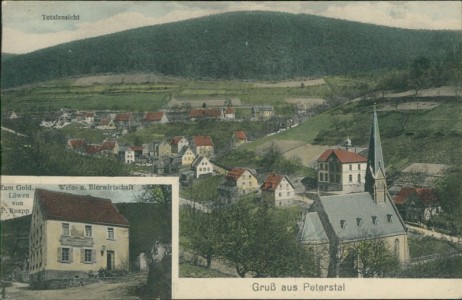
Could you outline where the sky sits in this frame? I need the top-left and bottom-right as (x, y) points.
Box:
(2, 1), (461, 54)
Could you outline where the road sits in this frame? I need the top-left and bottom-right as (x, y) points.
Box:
(406, 223), (462, 243)
(179, 197), (209, 213)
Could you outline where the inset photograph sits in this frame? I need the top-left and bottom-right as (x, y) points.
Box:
(1, 176), (175, 300)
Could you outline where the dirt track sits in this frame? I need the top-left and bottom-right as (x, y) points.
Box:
(4, 273), (147, 300)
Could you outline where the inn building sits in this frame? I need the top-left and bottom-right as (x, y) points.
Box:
(29, 189), (129, 289)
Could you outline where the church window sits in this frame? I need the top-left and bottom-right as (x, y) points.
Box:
(394, 239), (400, 257)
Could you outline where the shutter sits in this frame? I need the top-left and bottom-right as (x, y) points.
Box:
(80, 248), (85, 263)
(69, 248), (74, 263)
(57, 247), (61, 262)
(92, 250), (97, 263)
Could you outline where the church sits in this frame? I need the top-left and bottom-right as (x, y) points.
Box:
(299, 107), (409, 277)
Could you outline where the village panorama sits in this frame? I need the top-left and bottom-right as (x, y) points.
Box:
(1, 8), (461, 299)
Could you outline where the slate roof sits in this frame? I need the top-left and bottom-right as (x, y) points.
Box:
(191, 155), (208, 168)
(299, 212), (329, 243)
(317, 149), (367, 163)
(193, 135), (214, 147)
(318, 192), (406, 241)
(178, 145), (195, 156)
(35, 189), (129, 227)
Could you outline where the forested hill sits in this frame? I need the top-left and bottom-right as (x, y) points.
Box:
(2, 11), (460, 88)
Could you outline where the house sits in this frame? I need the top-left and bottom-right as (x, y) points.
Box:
(232, 130), (248, 146)
(298, 107), (409, 278)
(84, 144), (102, 156)
(154, 140), (172, 158)
(189, 109), (223, 122)
(223, 107), (235, 120)
(9, 111), (18, 119)
(114, 113), (134, 129)
(191, 135), (214, 158)
(252, 105), (274, 119)
(394, 187), (441, 223)
(218, 168), (259, 199)
(170, 136), (189, 154)
(67, 139), (87, 152)
(29, 189), (129, 289)
(176, 145), (196, 166)
(143, 111), (169, 125)
(260, 173), (295, 206)
(317, 148), (367, 193)
(191, 155), (213, 178)
(85, 112), (95, 124)
(100, 140), (119, 156)
(123, 146), (143, 163)
(142, 143), (156, 159)
(97, 118), (116, 130)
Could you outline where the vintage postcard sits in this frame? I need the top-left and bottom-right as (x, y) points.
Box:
(2, 1), (461, 299)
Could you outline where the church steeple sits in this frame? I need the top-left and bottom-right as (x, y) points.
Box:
(365, 105), (387, 203)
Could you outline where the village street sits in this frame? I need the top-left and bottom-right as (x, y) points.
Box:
(179, 197), (209, 213)
(2, 273), (147, 300)
(406, 224), (462, 243)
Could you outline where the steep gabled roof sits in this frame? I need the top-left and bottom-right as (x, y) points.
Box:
(317, 149), (367, 163)
(191, 155), (209, 168)
(99, 118), (114, 126)
(144, 111), (165, 122)
(189, 109), (222, 118)
(394, 187), (438, 206)
(114, 112), (133, 122)
(225, 168), (253, 181)
(171, 136), (187, 145)
(193, 135), (214, 147)
(68, 139), (87, 149)
(225, 107), (235, 114)
(35, 189), (129, 227)
(234, 130), (247, 141)
(101, 140), (117, 151)
(178, 145), (195, 156)
(260, 173), (289, 191)
(299, 212), (329, 243)
(318, 192), (406, 241)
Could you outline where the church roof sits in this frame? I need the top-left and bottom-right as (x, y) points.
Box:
(318, 192), (406, 242)
(299, 212), (329, 243)
(317, 149), (367, 163)
(365, 107), (386, 193)
(36, 189), (129, 227)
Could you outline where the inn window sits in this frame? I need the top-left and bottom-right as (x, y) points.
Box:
(84, 249), (92, 263)
(62, 223), (70, 236)
(349, 175), (353, 182)
(61, 248), (70, 262)
(85, 225), (92, 237)
(107, 227), (115, 240)
(349, 164), (352, 171)
(358, 164), (361, 170)
(358, 174), (361, 183)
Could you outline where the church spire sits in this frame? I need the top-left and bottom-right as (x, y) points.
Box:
(365, 105), (387, 202)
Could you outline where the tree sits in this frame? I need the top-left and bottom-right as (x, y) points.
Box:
(217, 198), (316, 277)
(202, 102), (207, 109)
(135, 185), (172, 299)
(435, 168), (462, 234)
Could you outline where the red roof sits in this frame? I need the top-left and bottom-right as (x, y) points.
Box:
(226, 168), (247, 181)
(144, 111), (165, 122)
(260, 173), (284, 191)
(130, 146), (144, 151)
(114, 113), (133, 122)
(85, 144), (102, 155)
(317, 149), (367, 163)
(171, 136), (185, 145)
(101, 140), (117, 151)
(234, 130), (247, 141)
(189, 109), (222, 118)
(394, 187), (438, 206)
(68, 139), (87, 149)
(85, 112), (95, 117)
(99, 118), (113, 126)
(225, 107), (235, 114)
(36, 189), (129, 226)
(193, 135), (213, 147)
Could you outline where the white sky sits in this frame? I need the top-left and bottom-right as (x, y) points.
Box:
(2, 1), (461, 54)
